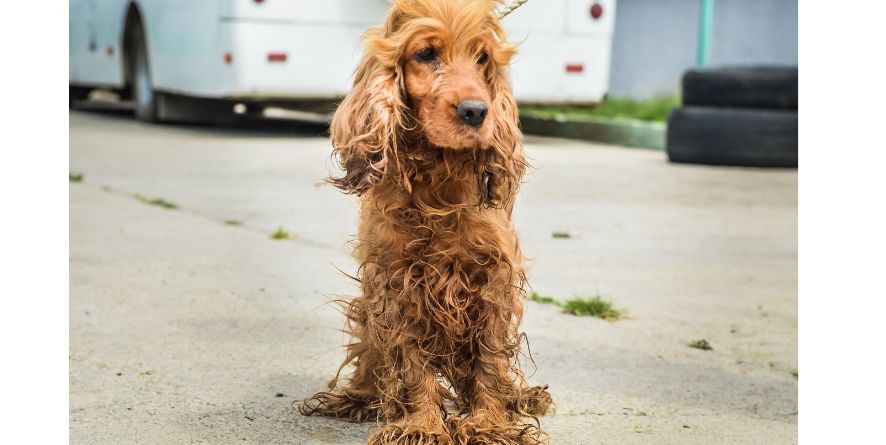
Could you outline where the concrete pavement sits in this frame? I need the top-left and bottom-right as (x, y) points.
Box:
(69, 110), (797, 444)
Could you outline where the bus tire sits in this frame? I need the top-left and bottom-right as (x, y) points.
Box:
(69, 86), (92, 109)
(155, 94), (236, 125)
(666, 106), (797, 168)
(682, 66), (798, 110)
(130, 22), (159, 122)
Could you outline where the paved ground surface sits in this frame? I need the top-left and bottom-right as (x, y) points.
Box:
(69, 110), (798, 444)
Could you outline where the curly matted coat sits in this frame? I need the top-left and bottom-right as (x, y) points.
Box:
(300, 1), (552, 443)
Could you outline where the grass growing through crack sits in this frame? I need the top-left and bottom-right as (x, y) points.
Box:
(529, 291), (623, 321)
(133, 194), (178, 209)
(562, 296), (622, 320)
(224, 220), (243, 226)
(551, 231), (572, 239)
(270, 227), (292, 240)
(529, 291), (558, 305)
(69, 172), (84, 182)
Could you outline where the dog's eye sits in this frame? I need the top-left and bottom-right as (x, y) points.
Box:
(414, 48), (438, 63)
(477, 51), (489, 64)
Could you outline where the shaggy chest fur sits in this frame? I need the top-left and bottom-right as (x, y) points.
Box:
(355, 149), (522, 350)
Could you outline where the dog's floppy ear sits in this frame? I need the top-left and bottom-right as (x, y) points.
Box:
(328, 23), (407, 196)
(477, 58), (526, 209)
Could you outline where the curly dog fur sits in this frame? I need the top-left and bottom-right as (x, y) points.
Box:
(300, 1), (553, 443)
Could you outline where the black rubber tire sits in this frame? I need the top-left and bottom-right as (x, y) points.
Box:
(152, 93), (236, 125)
(667, 106), (797, 168)
(682, 66), (798, 110)
(69, 86), (92, 109)
(130, 22), (159, 122)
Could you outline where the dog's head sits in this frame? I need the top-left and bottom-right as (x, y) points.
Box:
(329, 0), (523, 203)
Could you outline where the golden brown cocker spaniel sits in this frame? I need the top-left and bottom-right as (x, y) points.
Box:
(300, 1), (552, 443)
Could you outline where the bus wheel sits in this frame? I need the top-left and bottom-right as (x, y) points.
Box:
(69, 86), (92, 109)
(131, 23), (158, 122)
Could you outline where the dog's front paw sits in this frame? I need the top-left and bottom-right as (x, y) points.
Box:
(450, 418), (547, 445)
(367, 422), (452, 445)
(298, 390), (380, 423)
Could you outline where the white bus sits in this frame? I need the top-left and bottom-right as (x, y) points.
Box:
(69, 0), (616, 123)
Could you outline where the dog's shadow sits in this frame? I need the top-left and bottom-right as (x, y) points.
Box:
(179, 373), (374, 445)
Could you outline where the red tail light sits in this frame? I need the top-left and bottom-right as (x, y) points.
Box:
(590, 3), (603, 19)
(268, 52), (288, 62)
(565, 63), (584, 73)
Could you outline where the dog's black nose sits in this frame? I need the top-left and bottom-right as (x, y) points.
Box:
(456, 101), (488, 128)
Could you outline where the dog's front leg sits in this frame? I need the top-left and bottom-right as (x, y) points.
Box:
(451, 342), (547, 445)
(368, 347), (451, 445)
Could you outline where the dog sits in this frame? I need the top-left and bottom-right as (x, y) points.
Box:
(300, 1), (552, 443)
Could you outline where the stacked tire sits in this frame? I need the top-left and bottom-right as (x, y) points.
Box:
(667, 66), (798, 168)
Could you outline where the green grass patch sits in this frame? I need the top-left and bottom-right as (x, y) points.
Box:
(224, 220), (243, 226)
(529, 291), (624, 321)
(562, 296), (622, 320)
(522, 96), (680, 123)
(69, 172), (84, 182)
(551, 231), (572, 239)
(529, 291), (558, 305)
(133, 194), (178, 210)
(270, 227), (292, 240)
